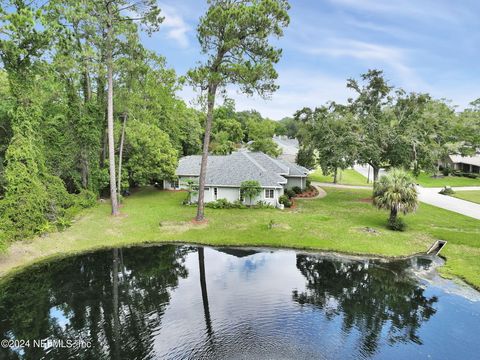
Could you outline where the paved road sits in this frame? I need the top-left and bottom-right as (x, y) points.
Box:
(353, 165), (480, 220)
(353, 164), (386, 182)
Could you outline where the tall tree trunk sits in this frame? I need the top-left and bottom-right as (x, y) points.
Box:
(80, 151), (89, 189)
(196, 85), (217, 221)
(389, 207), (398, 223)
(117, 113), (127, 201)
(333, 168), (338, 184)
(198, 247), (213, 337)
(372, 165), (380, 182)
(106, 12), (119, 216)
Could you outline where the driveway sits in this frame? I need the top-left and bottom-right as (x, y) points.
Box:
(417, 187), (480, 220)
(353, 165), (480, 220)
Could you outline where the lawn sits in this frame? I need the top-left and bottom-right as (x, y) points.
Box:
(451, 190), (480, 204)
(0, 187), (479, 289)
(414, 172), (480, 187)
(308, 168), (371, 186)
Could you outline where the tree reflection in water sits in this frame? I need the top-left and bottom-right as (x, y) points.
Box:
(0, 245), (190, 360)
(293, 255), (438, 356)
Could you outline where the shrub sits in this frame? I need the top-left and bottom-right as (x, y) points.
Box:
(206, 198), (229, 209)
(292, 186), (302, 194)
(240, 180), (262, 205)
(205, 198), (266, 209)
(76, 189), (98, 208)
(439, 186), (455, 195)
(253, 200), (274, 209)
(279, 195), (292, 208)
(37, 221), (55, 235)
(285, 189), (296, 199)
(441, 165), (452, 176)
(306, 179), (311, 188)
(451, 171), (479, 179)
(233, 200), (247, 209)
(387, 217), (406, 231)
(56, 217), (72, 231)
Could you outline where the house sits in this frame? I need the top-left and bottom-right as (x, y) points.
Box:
(163, 151), (309, 207)
(442, 154), (480, 174)
(273, 136), (299, 163)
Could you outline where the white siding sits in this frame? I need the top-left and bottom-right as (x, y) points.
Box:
(284, 176), (305, 190)
(164, 181), (283, 208)
(189, 186), (239, 203)
(215, 187), (241, 202)
(243, 187), (280, 207)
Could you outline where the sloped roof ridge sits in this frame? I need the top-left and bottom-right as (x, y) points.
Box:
(263, 153), (290, 173)
(240, 151), (266, 172)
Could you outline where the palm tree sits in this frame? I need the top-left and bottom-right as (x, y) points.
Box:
(373, 168), (418, 229)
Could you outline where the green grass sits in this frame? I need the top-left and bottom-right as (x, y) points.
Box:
(308, 168), (371, 186)
(1, 187), (479, 289)
(414, 172), (480, 187)
(451, 190), (480, 204)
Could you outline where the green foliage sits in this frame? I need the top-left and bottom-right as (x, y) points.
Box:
(276, 117), (298, 138)
(205, 198), (246, 209)
(187, 0), (290, 221)
(188, 0), (290, 96)
(213, 118), (244, 144)
(285, 189), (296, 199)
(292, 186), (302, 194)
(210, 131), (237, 155)
(387, 217), (406, 231)
(441, 165), (452, 176)
(248, 138), (282, 157)
(240, 180), (262, 205)
(278, 194), (292, 207)
(184, 178), (198, 204)
(295, 105), (357, 178)
(0, 126), (49, 240)
(252, 200), (274, 209)
(76, 189), (98, 208)
(124, 120), (178, 186)
(439, 186), (455, 195)
(296, 146), (316, 169)
(373, 168), (418, 230)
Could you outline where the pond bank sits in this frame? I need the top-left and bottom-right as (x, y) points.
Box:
(0, 187), (478, 289)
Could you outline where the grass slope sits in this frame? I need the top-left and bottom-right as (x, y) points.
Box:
(0, 187), (479, 288)
(451, 190), (480, 205)
(309, 168), (371, 186)
(414, 172), (480, 187)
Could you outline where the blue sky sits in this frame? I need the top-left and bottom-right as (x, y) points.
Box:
(141, 0), (480, 120)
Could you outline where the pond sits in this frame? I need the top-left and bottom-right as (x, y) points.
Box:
(0, 245), (479, 359)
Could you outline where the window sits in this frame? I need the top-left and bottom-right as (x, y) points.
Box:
(265, 189), (274, 199)
(171, 180), (179, 189)
(214, 187), (218, 200)
(239, 190), (244, 202)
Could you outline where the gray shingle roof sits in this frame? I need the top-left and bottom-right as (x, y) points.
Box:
(449, 154), (480, 167)
(176, 151), (307, 188)
(277, 158), (309, 176)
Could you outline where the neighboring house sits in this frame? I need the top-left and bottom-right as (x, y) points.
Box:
(273, 136), (299, 163)
(442, 154), (480, 174)
(163, 151), (309, 207)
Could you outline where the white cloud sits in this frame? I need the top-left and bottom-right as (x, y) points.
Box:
(301, 39), (427, 90)
(179, 69), (354, 120)
(328, 0), (464, 23)
(160, 4), (191, 48)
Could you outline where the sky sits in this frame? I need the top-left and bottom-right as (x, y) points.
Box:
(140, 0), (480, 120)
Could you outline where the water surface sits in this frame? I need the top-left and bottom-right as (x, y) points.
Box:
(0, 245), (479, 359)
